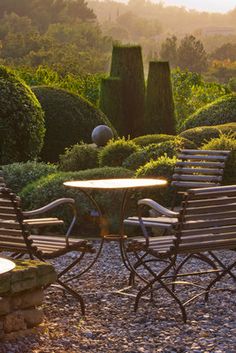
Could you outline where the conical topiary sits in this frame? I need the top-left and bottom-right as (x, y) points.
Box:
(109, 45), (145, 137)
(99, 77), (124, 135)
(145, 61), (176, 134)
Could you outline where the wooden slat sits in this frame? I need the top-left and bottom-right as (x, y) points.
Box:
(175, 161), (225, 168)
(0, 213), (17, 220)
(184, 210), (236, 221)
(0, 199), (13, 207)
(185, 196), (236, 207)
(180, 149), (230, 156)
(0, 206), (16, 214)
(178, 154), (227, 161)
(181, 225), (236, 236)
(182, 218), (236, 230)
(0, 221), (21, 229)
(174, 167), (224, 175)
(0, 235), (26, 244)
(184, 203), (236, 215)
(172, 174), (222, 182)
(0, 228), (23, 237)
(181, 232), (236, 244)
(171, 181), (219, 188)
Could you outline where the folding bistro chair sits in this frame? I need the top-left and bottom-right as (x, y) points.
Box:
(124, 149), (230, 231)
(0, 187), (95, 315)
(125, 185), (236, 322)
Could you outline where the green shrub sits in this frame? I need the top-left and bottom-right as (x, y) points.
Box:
(32, 86), (116, 163)
(123, 138), (195, 171)
(2, 161), (57, 193)
(132, 134), (195, 149)
(179, 126), (221, 147)
(20, 167), (134, 233)
(201, 135), (236, 184)
(132, 134), (176, 147)
(180, 123), (236, 147)
(0, 66), (45, 164)
(99, 138), (140, 167)
(180, 93), (236, 131)
(135, 155), (177, 206)
(123, 149), (149, 170)
(59, 143), (99, 171)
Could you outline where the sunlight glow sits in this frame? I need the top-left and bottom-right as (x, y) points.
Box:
(161, 0), (236, 13)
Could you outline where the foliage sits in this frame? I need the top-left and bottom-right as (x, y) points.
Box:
(135, 155), (177, 206)
(206, 60), (236, 84)
(179, 126), (221, 147)
(123, 137), (194, 170)
(177, 35), (208, 73)
(2, 161), (57, 193)
(16, 66), (105, 105)
(211, 43), (236, 61)
(171, 68), (230, 129)
(0, 7), (111, 75)
(109, 45), (145, 137)
(20, 166), (134, 232)
(132, 134), (176, 147)
(99, 138), (139, 167)
(180, 123), (236, 147)
(59, 143), (99, 172)
(145, 61), (176, 135)
(201, 135), (236, 184)
(0, 65), (45, 164)
(180, 94), (236, 131)
(159, 36), (178, 67)
(32, 86), (116, 163)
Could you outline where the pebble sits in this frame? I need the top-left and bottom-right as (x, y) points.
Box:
(0, 243), (236, 353)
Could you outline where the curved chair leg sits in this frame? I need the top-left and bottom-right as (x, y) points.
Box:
(57, 278), (85, 315)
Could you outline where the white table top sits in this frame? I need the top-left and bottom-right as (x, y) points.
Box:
(0, 257), (15, 275)
(64, 178), (167, 190)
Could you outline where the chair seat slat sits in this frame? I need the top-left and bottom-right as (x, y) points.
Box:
(174, 167), (224, 175)
(172, 174), (222, 182)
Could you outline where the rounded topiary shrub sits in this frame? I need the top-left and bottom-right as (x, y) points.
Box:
(59, 143), (99, 172)
(132, 134), (176, 147)
(32, 86), (116, 163)
(180, 94), (236, 131)
(20, 167), (134, 234)
(2, 161), (57, 193)
(99, 138), (140, 167)
(135, 155), (177, 206)
(179, 126), (221, 147)
(201, 135), (236, 184)
(0, 66), (45, 164)
(123, 149), (150, 170)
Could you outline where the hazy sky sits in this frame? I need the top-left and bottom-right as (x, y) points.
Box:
(161, 0), (236, 13)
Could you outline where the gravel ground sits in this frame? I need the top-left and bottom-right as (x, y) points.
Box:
(1, 241), (236, 353)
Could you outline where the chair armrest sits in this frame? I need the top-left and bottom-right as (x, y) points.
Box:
(22, 198), (76, 217)
(23, 198), (77, 239)
(137, 198), (179, 218)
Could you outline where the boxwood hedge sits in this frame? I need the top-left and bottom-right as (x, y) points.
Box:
(0, 66), (45, 164)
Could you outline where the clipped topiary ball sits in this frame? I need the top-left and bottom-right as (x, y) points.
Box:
(92, 125), (114, 146)
(0, 66), (45, 164)
(32, 86), (116, 162)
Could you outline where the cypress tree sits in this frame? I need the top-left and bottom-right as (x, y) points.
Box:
(99, 77), (124, 136)
(110, 45), (145, 137)
(145, 61), (176, 135)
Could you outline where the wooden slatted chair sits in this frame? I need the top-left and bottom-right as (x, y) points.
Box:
(125, 185), (236, 322)
(0, 187), (95, 315)
(0, 169), (74, 234)
(124, 149), (230, 231)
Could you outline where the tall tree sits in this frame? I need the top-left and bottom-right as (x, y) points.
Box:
(159, 35), (178, 68)
(177, 35), (208, 73)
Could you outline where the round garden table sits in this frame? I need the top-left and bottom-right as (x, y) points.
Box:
(63, 178), (167, 280)
(0, 257), (15, 276)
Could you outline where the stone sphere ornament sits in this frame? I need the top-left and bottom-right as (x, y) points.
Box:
(91, 125), (114, 146)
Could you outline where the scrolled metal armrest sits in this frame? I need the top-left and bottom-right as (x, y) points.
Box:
(23, 198), (77, 240)
(138, 198), (178, 217)
(22, 198), (76, 216)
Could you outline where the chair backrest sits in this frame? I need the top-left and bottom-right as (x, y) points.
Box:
(171, 149), (230, 190)
(175, 185), (236, 254)
(0, 187), (35, 255)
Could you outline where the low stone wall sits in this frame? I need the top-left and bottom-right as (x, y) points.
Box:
(0, 259), (56, 339)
